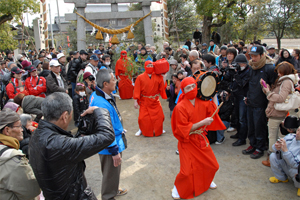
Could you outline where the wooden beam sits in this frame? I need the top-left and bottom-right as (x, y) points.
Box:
(65, 10), (161, 21)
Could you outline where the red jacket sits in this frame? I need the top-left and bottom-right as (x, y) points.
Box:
(25, 76), (47, 98)
(6, 78), (29, 99)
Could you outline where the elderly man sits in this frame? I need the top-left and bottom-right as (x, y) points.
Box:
(0, 108), (40, 199)
(89, 69), (128, 200)
(46, 59), (68, 95)
(57, 53), (68, 81)
(156, 42), (170, 60)
(29, 92), (115, 200)
(188, 50), (200, 64)
(269, 126), (300, 197)
(133, 61), (167, 137)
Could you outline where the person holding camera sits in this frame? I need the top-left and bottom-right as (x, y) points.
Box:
(29, 92), (115, 200)
(89, 69), (128, 200)
(269, 126), (300, 197)
(83, 72), (96, 101)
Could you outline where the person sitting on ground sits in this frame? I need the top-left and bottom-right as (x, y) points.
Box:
(6, 66), (29, 100)
(33, 59), (42, 74)
(46, 59), (68, 95)
(269, 125), (300, 197)
(29, 92), (115, 199)
(0, 108), (41, 199)
(25, 65), (47, 98)
(73, 83), (89, 127)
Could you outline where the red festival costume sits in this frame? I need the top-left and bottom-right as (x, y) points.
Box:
(115, 50), (134, 99)
(133, 61), (167, 137)
(171, 77), (226, 199)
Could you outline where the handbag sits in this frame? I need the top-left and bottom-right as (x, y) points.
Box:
(274, 80), (300, 111)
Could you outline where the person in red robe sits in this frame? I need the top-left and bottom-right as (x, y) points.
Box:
(115, 50), (134, 99)
(171, 77), (226, 199)
(133, 60), (167, 137)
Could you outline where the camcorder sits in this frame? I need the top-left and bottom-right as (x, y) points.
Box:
(75, 113), (95, 138)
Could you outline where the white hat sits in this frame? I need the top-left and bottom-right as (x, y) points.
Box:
(49, 59), (60, 67)
(57, 53), (65, 60)
(16, 54), (23, 60)
(46, 54), (52, 59)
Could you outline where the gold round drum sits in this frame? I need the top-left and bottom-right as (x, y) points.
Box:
(197, 72), (220, 100)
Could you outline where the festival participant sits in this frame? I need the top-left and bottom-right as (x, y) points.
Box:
(171, 77), (226, 199)
(115, 51), (134, 99)
(25, 66), (47, 98)
(133, 61), (167, 137)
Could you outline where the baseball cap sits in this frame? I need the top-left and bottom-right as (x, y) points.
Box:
(202, 43), (207, 46)
(21, 60), (31, 69)
(83, 72), (92, 80)
(46, 54), (52, 59)
(90, 54), (99, 61)
(267, 45), (275, 50)
(57, 53), (65, 60)
(0, 108), (20, 130)
(28, 65), (37, 73)
(11, 66), (22, 74)
(94, 50), (101, 55)
(80, 50), (88, 55)
(249, 45), (264, 55)
(49, 59), (61, 67)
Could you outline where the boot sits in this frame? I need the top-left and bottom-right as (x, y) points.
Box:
(262, 152), (271, 167)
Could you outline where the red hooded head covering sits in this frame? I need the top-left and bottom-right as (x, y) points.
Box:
(144, 61), (154, 74)
(178, 77), (197, 103)
(115, 50), (128, 77)
(120, 50), (127, 59)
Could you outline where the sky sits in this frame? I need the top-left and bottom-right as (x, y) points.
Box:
(23, 0), (130, 27)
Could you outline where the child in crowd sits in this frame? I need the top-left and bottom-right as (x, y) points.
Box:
(73, 83), (89, 126)
(166, 73), (180, 117)
(177, 70), (187, 81)
(215, 90), (234, 144)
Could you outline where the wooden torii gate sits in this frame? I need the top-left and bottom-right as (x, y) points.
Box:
(64, 0), (161, 50)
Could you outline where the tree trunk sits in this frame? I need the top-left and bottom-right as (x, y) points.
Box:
(276, 37), (281, 50)
(202, 15), (213, 44)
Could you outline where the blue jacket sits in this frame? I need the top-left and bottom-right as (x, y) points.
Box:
(90, 87), (125, 155)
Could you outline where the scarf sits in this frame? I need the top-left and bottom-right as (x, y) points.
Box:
(249, 54), (266, 70)
(0, 134), (20, 149)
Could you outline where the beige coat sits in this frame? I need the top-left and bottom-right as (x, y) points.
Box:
(265, 74), (299, 118)
(0, 145), (40, 200)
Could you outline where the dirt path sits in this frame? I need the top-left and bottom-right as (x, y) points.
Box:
(81, 97), (298, 200)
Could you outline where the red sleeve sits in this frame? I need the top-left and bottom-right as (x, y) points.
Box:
(25, 77), (40, 96)
(206, 101), (226, 131)
(133, 76), (141, 100)
(159, 76), (167, 99)
(6, 83), (16, 99)
(171, 105), (193, 143)
(115, 60), (121, 77)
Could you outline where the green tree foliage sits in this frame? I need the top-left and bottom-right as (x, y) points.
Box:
(167, 0), (199, 45)
(265, 0), (300, 49)
(0, 23), (18, 50)
(128, 3), (145, 44)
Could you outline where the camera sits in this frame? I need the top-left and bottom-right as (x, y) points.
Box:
(229, 63), (239, 71)
(88, 75), (95, 81)
(75, 113), (95, 137)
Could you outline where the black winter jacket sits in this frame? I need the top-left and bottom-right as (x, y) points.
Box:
(218, 96), (234, 122)
(68, 57), (85, 83)
(29, 108), (115, 200)
(247, 63), (277, 108)
(73, 94), (89, 123)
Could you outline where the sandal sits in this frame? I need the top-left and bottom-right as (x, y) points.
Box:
(117, 188), (128, 196)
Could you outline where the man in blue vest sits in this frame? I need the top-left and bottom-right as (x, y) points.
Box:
(89, 68), (127, 200)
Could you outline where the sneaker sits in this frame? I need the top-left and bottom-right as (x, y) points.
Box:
(163, 130), (166, 134)
(210, 181), (217, 189)
(117, 188), (128, 196)
(269, 177), (288, 183)
(215, 136), (225, 144)
(227, 127), (236, 132)
(242, 146), (255, 155)
(250, 150), (264, 159)
(135, 129), (142, 137)
(175, 150), (179, 155)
